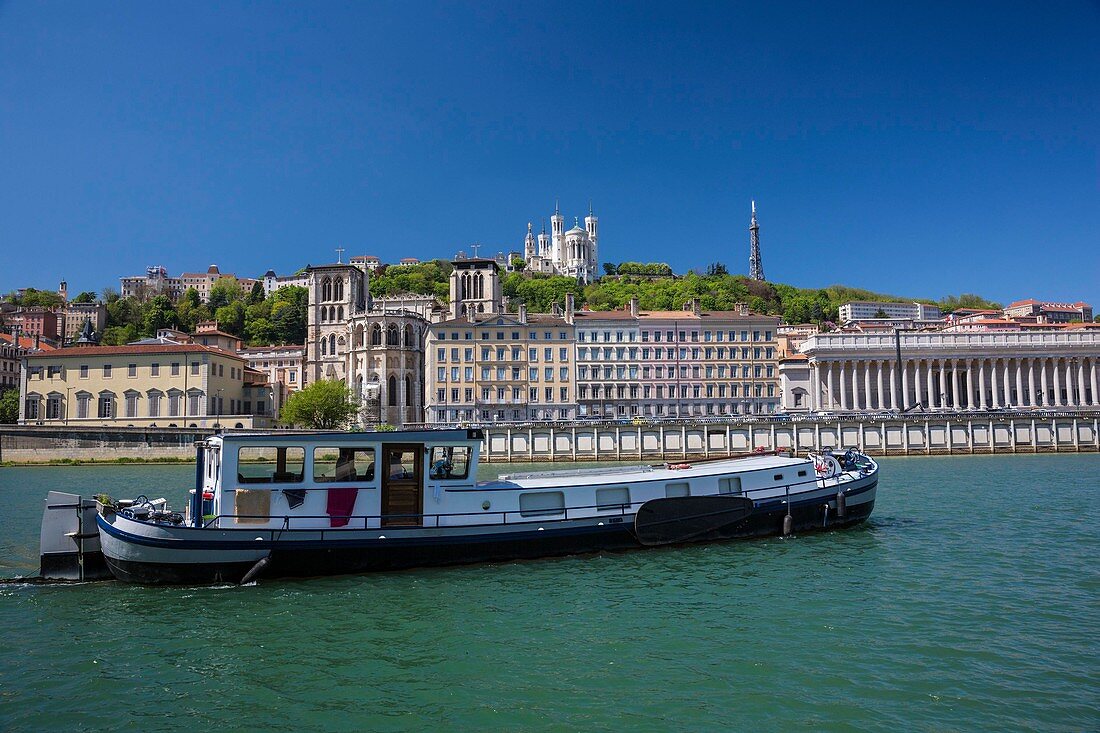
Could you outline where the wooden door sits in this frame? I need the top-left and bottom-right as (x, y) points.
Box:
(381, 444), (422, 527)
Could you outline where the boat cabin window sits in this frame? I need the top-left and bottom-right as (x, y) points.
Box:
(519, 491), (565, 517)
(314, 447), (376, 483)
(596, 486), (630, 511)
(388, 450), (419, 480)
(718, 477), (742, 495)
(665, 481), (690, 498)
(238, 446), (304, 484)
(773, 474), (784, 481)
(429, 446), (470, 480)
(798, 470), (807, 477)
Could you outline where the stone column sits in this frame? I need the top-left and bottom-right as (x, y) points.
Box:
(1015, 360), (1023, 408)
(927, 359), (936, 409)
(1052, 358), (1062, 407)
(848, 360), (858, 410)
(1090, 357), (1098, 407)
(991, 359), (1001, 408)
(1040, 359), (1049, 406)
(1066, 359), (1077, 407)
(902, 360), (910, 410)
(864, 360), (872, 411)
(827, 361), (835, 410)
(1076, 359), (1086, 408)
(810, 363), (820, 412)
(938, 359), (947, 411)
(839, 361), (848, 411)
(890, 361), (898, 410)
(1028, 358), (1036, 406)
(876, 360), (885, 411)
(968, 358), (976, 407)
(978, 359), (987, 409)
(952, 360), (961, 409)
(912, 359), (922, 408)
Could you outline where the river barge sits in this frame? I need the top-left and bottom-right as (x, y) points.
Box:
(40, 429), (878, 584)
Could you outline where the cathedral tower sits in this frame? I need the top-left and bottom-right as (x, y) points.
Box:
(550, 201), (564, 267)
(524, 222), (536, 260)
(449, 258), (502, 319)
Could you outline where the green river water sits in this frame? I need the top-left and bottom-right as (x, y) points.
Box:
(0, 455), (1097, 731)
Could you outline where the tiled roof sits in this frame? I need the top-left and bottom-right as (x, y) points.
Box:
(26, 343), (245, 360)
(0, 333), (57, 351)
(194, 329), (240, 339)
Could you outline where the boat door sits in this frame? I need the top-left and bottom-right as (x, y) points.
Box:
(380, 444), (423, 527)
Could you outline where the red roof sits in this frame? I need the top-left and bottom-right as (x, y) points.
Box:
(0, 333), (57, 351)
(26, 343), (244, 360)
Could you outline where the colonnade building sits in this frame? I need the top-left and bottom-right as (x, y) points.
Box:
(782, 330), (1100, 412)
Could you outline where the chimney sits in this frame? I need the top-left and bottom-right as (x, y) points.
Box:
(629, 296), (639, 318)
(565, 293), (575, 322)
(518, 304), (527, 324)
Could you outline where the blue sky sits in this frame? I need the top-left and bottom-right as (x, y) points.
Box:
(1, 1), (1097, 308)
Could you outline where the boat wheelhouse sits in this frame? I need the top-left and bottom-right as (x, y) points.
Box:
(42, 429), (879, 584)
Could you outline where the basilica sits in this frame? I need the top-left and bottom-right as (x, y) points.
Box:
(521, 203), (599, 283)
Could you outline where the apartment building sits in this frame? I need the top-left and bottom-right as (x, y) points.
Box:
(426, 308), (576, 423)
(20, 343), (274, 428)
(425, 259), (575, 423)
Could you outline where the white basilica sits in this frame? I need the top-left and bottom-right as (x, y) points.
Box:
(521, 203), (599, 283)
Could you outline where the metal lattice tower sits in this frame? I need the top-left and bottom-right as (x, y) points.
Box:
(748, 200), (764, 281)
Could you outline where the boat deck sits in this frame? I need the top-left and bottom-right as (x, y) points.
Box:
(480, 455), (811, 490)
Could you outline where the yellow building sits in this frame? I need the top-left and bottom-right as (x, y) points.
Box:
(20, 344), (275, 428)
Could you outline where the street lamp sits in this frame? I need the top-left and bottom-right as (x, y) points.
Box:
(214, 388), (223, 429)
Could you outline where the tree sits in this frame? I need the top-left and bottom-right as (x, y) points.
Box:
(510, 256), (527, 272)
(602, 262), (617, 276)
(0, 389), (19, 424)
(208, 279), (243, 309)
(7, 288), (64, 308)
(214, 301), (246, 335)
(100, 324), (139, 345)
(279, 379), (359, 429)
(873, 308), (888, 319)
(245, 317), (277, 344)
(249, 281), (266, 305)
(142, 295), (178, 335)
(72, 291), (97, 304)
(706, 262), (728, 276)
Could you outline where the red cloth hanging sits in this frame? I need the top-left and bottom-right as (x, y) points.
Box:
(326, 488), (359, 527)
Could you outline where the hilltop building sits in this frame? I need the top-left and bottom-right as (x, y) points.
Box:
(838, 301), (943, 323)
(521, 203), (599, 283)
(1003, 299), (1093, 324)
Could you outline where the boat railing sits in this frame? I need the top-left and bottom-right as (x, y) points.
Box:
(201, 499), (645, 533)
(197, 473), (855, 533)
(497, 464), (656, 481)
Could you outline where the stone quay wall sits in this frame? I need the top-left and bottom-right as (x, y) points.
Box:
(2, 412), (1098, 464)
(0, 426), (214, 463)
(476, 411), (1100, 462)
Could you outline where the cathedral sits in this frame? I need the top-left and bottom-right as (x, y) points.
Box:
(521, 203), (599, 283)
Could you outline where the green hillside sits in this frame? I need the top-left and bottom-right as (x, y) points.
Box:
(369, 259), (1001, 325)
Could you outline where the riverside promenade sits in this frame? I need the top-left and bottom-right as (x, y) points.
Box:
(472, 410), (1100, 461)
(2, 411), (1098, 464)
